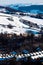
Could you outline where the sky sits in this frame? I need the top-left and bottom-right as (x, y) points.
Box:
(0, 0), (43, 5)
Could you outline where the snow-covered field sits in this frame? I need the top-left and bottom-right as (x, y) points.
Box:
(21, 16), (43, 26)
(0, 12), (42, 35)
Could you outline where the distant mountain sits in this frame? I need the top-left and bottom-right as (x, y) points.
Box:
(5, 7), (21, 12)
(7, 3), (32, 11)
(7, 4), (43, 14)
(0, 5), (43, 14)
(18, 5), (43, 13)
(0, 6), (5, 8)
(0, 6), (22, 14)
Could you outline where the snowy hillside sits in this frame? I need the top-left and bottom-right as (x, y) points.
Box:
(0, 12), (43, 35)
